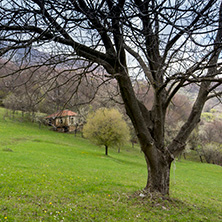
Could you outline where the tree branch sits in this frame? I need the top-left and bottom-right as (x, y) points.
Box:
(168, 0), (222, 156)
(124, 43), (154, 84)
(70, 0), (116, 56)
(0, 25), (115, 73)
(163, 0), (216, 59)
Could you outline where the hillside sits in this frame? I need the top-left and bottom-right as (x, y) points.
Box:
(180, 83), (222, 112)
(0, 107), (222, 221)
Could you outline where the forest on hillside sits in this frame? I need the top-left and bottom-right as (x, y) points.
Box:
(1, 55), (222, 167)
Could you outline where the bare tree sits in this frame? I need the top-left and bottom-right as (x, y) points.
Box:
(0, 0), (222, 196)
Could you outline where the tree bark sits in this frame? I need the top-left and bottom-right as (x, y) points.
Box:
(143, 147), (172, 195)
(199, 155), (203, 163)
(105, 145), (108, 156)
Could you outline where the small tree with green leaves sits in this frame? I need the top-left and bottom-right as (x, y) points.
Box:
(83, 108), (130, 156)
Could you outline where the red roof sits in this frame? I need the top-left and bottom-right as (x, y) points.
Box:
(45, 110), (77, 119)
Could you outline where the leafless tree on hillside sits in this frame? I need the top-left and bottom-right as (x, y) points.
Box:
(0, 0), (222, 196)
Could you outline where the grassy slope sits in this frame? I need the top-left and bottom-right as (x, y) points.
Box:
(0, 108), (221, 222)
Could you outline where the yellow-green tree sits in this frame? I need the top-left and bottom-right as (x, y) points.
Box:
(83, 108), (130, 155)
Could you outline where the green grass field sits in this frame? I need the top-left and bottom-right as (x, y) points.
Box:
(0, 108), (222, 221)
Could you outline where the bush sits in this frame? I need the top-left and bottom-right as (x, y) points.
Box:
(202, 143), (222, 166)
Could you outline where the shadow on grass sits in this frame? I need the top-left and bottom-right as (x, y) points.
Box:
(103, 154), (145, 168)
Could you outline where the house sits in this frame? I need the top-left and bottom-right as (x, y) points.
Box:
(45, 110), (79, 132)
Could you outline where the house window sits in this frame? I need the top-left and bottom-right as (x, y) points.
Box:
(60, 118), (63, 124)
(70, 117), (74, 124)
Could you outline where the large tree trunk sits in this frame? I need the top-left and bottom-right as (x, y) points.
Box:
(115, 70), (172, 195)
(144, 147), (172, 195)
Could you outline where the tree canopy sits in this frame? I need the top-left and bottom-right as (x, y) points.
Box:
(83, 108), (130, 155)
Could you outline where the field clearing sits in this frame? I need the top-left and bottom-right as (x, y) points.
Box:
(0, 108), (222, 221)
